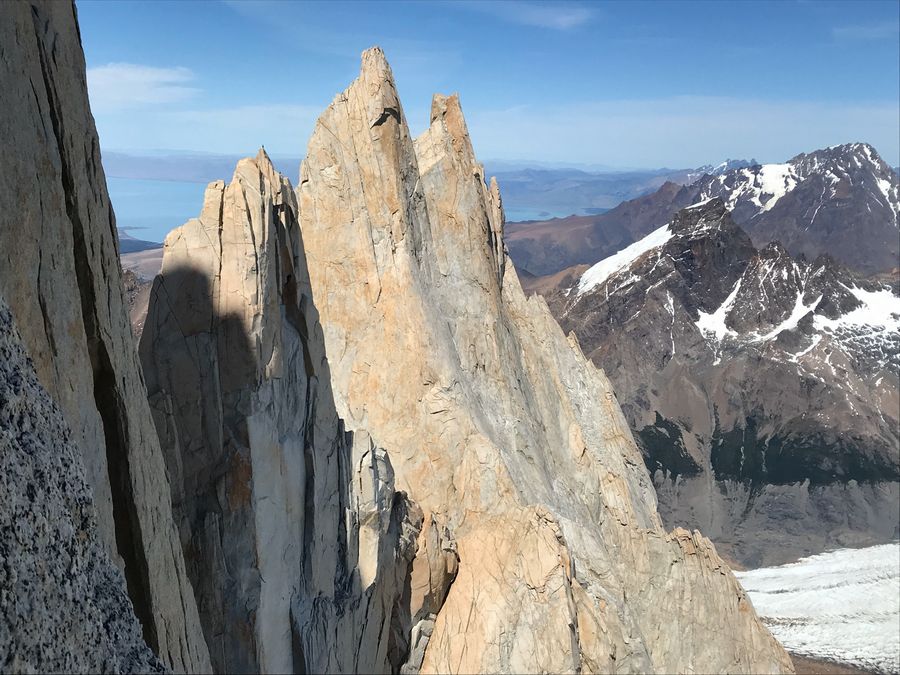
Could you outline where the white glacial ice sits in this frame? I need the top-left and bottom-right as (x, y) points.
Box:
(813, 286), (900, 337)
(754, 163), (799, 212)
(576, 224), (672, 297)
(736, 543), (900, 673)
(705, 163), (799, 214)
(754, 290), (822, 342)
(695, 279), (741, 340)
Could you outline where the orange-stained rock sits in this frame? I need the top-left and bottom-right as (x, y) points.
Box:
(298, 47), (794, 674)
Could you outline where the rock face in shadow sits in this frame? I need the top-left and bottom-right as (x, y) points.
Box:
(0, 299), (162, 674)
(140, 151), (423, 674)
(297, 48), (793, 674)
(0, 2), (210, 671)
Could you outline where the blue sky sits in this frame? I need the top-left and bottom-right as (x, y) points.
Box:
(77, 0), (900, 169)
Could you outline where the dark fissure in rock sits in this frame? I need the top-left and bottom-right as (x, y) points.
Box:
(30, 6), (157, 651)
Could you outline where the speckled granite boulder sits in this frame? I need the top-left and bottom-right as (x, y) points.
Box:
(0, 298), (162, 674)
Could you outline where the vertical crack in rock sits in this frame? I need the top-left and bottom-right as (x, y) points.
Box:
(29, 5), (156, 649)
(0, 2), (802, 670)
(0, 2), (211, 671)
(142, 150), (426, 673)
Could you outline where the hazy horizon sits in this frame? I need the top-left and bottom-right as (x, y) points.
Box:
(77, 0), (900, 167)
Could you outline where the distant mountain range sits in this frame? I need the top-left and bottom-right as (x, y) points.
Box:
(508, 143), (899, 276)
(102, 151), (301, 184)
(102, 149), (752, 221)
(488, 158), (753, 221)
(543, 199), (900, 567)
(691, 143), (899, 274)
(117, 228), (163, 254)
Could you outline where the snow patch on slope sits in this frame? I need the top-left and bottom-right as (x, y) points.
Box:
(754, 291), (822, 342)
(695, 278), (744, 364)
(874, 176), (899, 224)
(736, 543), (900, 673)
(696, 279), (741, 343)
(705, 163), (799, 214)
(814, 286), (900, 336)
(577, 224), (672, 297)
(755, 164), (799, 211)
(685, 197), (716, 210)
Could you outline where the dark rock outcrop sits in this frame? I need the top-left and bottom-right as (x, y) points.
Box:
(0, 298), (163, 674)
(553, 199), (900, 566)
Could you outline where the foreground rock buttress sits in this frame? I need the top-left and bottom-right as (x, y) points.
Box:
(140, 151), (425, 674)
(0, 2), (209, 671)
(0, 298), (163, 673)
(297, 48), (795, 674)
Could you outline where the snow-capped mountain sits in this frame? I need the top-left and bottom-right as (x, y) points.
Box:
(550, 198), (900, 567)
(692, 143), (899, 274)
(684, 158), (758, 183)
(507, 143), (899, 279)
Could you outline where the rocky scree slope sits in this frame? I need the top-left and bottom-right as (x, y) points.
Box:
(551, 198), (900, 566)
(295, 48), (792, 673)
(0, 1), (210, 671)
(509, 143), (899, 279)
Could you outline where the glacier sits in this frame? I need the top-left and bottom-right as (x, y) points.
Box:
(736, 543), (900, 673)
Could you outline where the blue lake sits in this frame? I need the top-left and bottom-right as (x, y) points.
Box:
(106, 176), (596, 242)
(107, 177), (207, 244)
(504, 206), (606, 223)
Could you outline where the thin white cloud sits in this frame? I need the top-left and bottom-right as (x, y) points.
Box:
(94, 103), (324, 158)
(459, 1), (594, 30)
(87, 63), (200, 112)
(464, 96), (900, 168)
(833, 21), (900, 41)
(513, 3), (593, 30)
(90, 88), (900, 169)
(222, 0), (465, 84)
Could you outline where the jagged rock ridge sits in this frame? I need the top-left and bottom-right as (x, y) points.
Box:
(693, 143), (900, 274)
(0, 2), (209, 671)
(508, 143), (899, 279)
(140, 151), (426, 674)
(553, 198), (900, 566)
(296, 48), (792, 673)
(0, 1), (792, 668)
